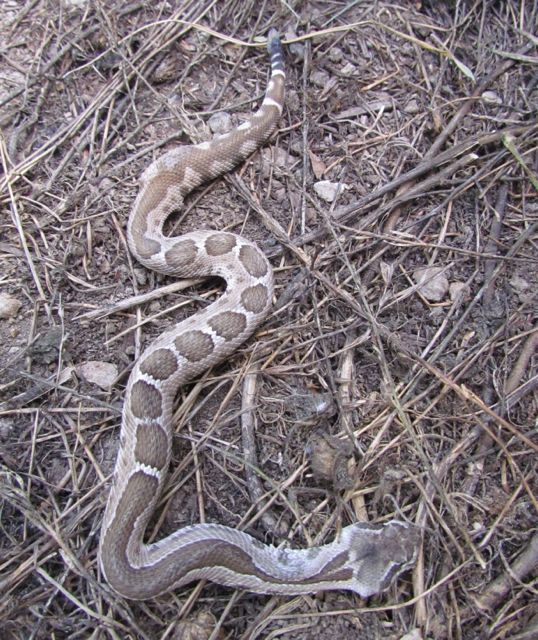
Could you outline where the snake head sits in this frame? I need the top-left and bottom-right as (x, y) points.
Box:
(344, 520), (420, 597)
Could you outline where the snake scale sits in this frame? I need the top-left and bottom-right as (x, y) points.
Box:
(99, 30), (419, 600)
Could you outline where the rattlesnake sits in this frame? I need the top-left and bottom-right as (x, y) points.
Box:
(99, 30), (419, 600)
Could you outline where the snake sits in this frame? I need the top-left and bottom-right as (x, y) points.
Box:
(98, 30), (419, 600)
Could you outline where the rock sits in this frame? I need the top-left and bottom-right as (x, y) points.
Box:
(29, 327), (63, 364)
(0, 294), (22, 319)
(328, 47), (343, 63)
(313, 180), (349, 202)
(260, 146), (295, 178)
(133, 267), (147, 286)
(509, 273), (529, 294)
(404, 98), (421, 114)
(77, 361), (118, 389)
(413, 266), (449, 302)
(284, 27), (304, 61)
(310, 69), (330, 88)
(340, 61), (357, 76)
(510, 273), (533, 302)
(449, 281), (468, 302)
(208, 112), (232, 135)
(481, 91), (502, 105)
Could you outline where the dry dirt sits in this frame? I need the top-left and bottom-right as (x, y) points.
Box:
(0, 1), (537, 639)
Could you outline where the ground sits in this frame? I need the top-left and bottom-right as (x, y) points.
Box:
(0, 1), (537, 639)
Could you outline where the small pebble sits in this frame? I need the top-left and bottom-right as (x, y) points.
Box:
(413, 266), (449, 302)
(314, 180), (349, 202)
(208, 112), (232, 135)
(77, 361), (118, 390)
(0, 294), (22, 319)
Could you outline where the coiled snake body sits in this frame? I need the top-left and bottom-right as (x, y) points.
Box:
(99, 31), (419, 600)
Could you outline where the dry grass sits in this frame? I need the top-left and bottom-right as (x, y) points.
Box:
(0, 1), (537, 639)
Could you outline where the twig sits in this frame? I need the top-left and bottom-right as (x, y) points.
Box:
(241, 368), (286, 536)
(472, 533), (538, 613)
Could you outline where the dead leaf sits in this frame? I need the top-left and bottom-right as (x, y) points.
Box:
(308, 149), (326, 179)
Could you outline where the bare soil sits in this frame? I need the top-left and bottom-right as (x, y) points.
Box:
(0, 1), (537, 639)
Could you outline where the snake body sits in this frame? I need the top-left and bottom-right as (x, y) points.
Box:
(99, 31), (419, 600)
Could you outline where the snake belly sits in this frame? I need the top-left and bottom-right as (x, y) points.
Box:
(98, 31), (419, 600)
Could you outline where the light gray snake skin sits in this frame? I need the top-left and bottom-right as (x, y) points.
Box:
(99, 31), (419, 600)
